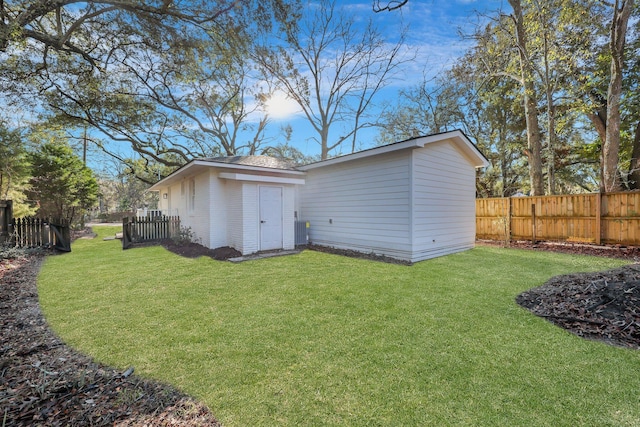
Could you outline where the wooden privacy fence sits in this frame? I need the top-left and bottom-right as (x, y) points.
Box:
(122, 216), (180, 249)
(476, 192), (640, 246)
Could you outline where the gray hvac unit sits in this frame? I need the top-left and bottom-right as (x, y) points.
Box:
(294, 220), (309, 246)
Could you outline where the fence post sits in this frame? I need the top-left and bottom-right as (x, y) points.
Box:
(0, 200), (13, 244)
(122, 217), (131, 249)
(595, 193), (602, 245)
(531, 204), (536, 243)
(507, 197), (513, 244)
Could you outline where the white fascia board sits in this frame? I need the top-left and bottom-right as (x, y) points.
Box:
(148, 162), (200, 192)
(218, 172), (305, 185)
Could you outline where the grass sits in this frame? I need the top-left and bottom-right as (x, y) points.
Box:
(38, 226), (640, 426)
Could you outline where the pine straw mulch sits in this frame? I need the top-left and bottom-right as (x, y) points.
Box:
(0, 254), (221, 426)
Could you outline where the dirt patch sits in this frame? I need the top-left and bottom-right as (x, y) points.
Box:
(517, 264), (640, 350)
(0, 254), (220, 426)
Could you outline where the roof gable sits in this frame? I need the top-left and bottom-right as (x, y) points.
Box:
(299, 130), (489, 171)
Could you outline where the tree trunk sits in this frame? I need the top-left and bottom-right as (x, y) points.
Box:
(629, 121), (640, 190)
(509, 0), (544, 196)
(320, 126), (329, 160)
(602, 0), (634, 193)
(543, 33), (556, 195)
(586, 110), (607, 192)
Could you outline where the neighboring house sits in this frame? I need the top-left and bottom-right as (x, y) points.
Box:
(150, 130), (489, 262)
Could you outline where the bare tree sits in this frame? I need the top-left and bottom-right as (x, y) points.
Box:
(257, 0), (410, 159)
(505, 0), (544, 195)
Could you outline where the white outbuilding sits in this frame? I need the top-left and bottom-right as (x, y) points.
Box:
(150, 130), (488, 263)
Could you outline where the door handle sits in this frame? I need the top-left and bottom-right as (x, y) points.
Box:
(260, 220), (266, 223)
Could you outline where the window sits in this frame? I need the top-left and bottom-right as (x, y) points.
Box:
(188, 178), (196, 213)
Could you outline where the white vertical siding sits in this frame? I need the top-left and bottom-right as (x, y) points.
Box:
(410, 140), (477, 262)
(241, 183), (259, 254)
(153, 168), (301, 254)
(226, 180), (244, 252)
(300, 151), (413, 259)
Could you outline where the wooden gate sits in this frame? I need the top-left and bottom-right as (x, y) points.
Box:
(11, 217), (71, 252)
(0, 200), (71, 252)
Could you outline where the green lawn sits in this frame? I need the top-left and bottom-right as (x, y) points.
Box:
(38, 226), (640, 426)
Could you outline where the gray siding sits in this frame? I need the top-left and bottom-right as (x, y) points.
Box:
(410, 141), (477, 262)
(300, 151), (413, 258)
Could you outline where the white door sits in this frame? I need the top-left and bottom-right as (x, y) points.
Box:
(259, 186), (283, 251)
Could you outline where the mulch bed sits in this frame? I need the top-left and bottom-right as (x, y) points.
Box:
(481, 240), (640, 350)
(517, 263), (640, 350)
(0, 254), (220, 426)
(161, 241), (241, 260)
(306, 244), (412, 265)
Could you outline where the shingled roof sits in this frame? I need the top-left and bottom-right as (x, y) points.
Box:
(200, 155), (297, 170)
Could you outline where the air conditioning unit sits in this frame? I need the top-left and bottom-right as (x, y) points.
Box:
(295, 220), (310, 246)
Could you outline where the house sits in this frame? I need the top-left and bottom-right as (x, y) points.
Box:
(149, 130), (489, 262)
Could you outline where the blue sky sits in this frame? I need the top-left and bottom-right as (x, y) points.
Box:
(76, 1), (509, 173)
(262, 0), (510, 158)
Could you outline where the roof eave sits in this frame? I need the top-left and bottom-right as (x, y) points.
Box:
(149, 159), (305, 191)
